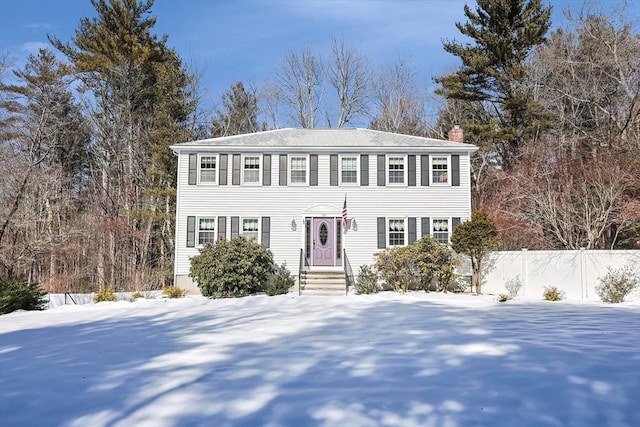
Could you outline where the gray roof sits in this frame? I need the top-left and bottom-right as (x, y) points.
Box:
(170, 128), (477, 152)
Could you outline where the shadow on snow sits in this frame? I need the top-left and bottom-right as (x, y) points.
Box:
(0, 297), (638, 427)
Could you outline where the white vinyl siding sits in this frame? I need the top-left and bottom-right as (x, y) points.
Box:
(388, 156), (406, 185)
(173, 147), (474, 287)
(388, 218), (406, 246)
(242, 155), (261, 185)
(340, 155), (358, 185)
(198, 217), (216, 245)
(199, 155), (217, 184)
(431, 156), (449, 185)
(290, 155), (308, 185)
(241, 217), (259, 241)
(432, 218), (449, 244)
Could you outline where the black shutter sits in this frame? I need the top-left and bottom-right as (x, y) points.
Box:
(217, 216), (226, 241)
(310, 154), (318, 186)
(377, 155), (385, 186)
(360, 154), (368, 186)
(421, 217), (430, 237)
(330, 154), (338, 186)
(408, 217), (417, 244)
(263, 154), (271, 186)
(219, 154), (228, 185)
(186, 216), (196, 247)
(377, 217), (386, 249)
(231, 216), (239, 238)
(452, 217), (461, 230)
(408, 155), (416, 186)
(232, 154), (241, 185)
(279, 154), (287, 186)
(451, 154), (460, 186)
(188, 154), (197, 185)
(421, 154), (429, 186)
(261, 217), (270, 248)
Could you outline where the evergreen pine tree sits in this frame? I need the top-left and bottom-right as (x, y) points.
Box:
(435, 0), (552, 168)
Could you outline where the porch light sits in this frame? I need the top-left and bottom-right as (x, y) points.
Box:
(291, 218), (297, 231)
(352, 219), (357, 231)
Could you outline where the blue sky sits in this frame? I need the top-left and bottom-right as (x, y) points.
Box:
(1, 0), (637, 125)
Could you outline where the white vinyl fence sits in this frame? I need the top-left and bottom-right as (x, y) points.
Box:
(481, 249), (640, 301)
(46, 291), (162, 309)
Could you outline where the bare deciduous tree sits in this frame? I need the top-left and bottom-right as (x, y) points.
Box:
(277, 49), (324, 128)
(327, 36), (370, 127)
(369, 60), (428, 136)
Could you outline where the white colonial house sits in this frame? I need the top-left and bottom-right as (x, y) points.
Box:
(170, 127), (477, 294)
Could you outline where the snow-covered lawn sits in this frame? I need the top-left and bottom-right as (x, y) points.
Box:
(1, 293), (639, 427)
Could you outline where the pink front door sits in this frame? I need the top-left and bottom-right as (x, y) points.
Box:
(312, 218), (334, 266)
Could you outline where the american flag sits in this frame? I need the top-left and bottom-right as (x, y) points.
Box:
(342, 195), (348, 229)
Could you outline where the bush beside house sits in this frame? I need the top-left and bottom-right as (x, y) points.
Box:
(190, 238), (274, 298)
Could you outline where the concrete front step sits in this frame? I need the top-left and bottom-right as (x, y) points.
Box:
(300, 270), (347, 295)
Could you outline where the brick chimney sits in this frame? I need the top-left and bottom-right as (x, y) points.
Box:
(448, 125), (464, 143)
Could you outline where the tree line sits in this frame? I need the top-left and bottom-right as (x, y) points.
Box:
(1, 0), (637, 292)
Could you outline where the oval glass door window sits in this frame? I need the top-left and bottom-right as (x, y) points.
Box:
(319, 223), (328, 245)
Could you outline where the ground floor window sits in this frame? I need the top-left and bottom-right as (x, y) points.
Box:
(198, 217), (216, 245)
(241, 218), (259, 241)
(388, 218), (405, 246)
(432, 218), (449, 244)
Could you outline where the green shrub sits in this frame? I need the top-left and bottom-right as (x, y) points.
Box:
(413, 237), (457, 292)
(266, 263), (295, 296)
(354, 265), (380, 294)
(543, 286), (564, 301)
(497, 294), (512, 302)
(132, 292), (144, 300)
(94, 287), (116, 303)
(162, 286), (187, 299)
(596, 266), (640, 303)
(0, 277), (47, 314)
(190, 238), (274, 298)
(375, 236), (456, 293)
(375, 245), (420, 291)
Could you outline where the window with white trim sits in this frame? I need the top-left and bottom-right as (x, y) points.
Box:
(199, 155), (217, 183)
(340, 155), (358, 184)
(388, 156), (405, 184)
(432, 156), (449, 184)
(388, 218), (406, 246)
(243, 155), (260, 185)
(290, 156), (307, 184)
(241, 218), (259, 241)
(198, 217), (216, 245)
(432, 218), (449, 244)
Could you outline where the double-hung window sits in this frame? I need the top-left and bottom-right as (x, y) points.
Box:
(388, 156), (405, 184)
(432, 156), (449, 184)
(340, 156), (358, 184)
(290, 156), (307, 184)
(388, 218), (406, 246)
(241, 218), (259, 241)
(199, 155), (217, 184)
(243, 155), (260, 185)
(198, 217), (216, 245)
(432, 219), (449, 244)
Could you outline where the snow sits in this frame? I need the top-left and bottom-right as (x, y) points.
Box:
(1, 292), (639, 427)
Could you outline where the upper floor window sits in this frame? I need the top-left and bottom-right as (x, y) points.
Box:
(200, 155), (217, 184)
(243, 155), (260, 185)
(388, 218), (406, 246)
(388, 156), (405, 184)
(242, 218), (259, 241)
(432, 218), (449, 244)
(340, 156), (358, 184)
(198, 217), (216, 245)
(290, 156), (307, 184)
(432, 156), (449, 184)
